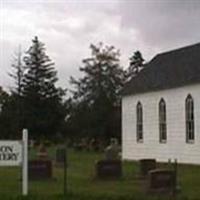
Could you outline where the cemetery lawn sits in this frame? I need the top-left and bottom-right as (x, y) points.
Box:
(0, 147), (200, 200)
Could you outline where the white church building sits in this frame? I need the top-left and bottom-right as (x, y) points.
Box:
(122, 43), (200, 164)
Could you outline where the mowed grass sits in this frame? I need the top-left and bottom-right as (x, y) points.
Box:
(0, 147), (200, 200)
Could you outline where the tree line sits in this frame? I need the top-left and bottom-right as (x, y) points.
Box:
(0, 37), (145, 142)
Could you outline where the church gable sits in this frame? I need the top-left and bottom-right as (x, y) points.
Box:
(122, 43), (200, 96)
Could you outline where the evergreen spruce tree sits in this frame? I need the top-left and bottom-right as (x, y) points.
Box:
(22, 36), (65, 139)
(126, 50), (144, 81)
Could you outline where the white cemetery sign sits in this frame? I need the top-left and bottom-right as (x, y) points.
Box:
(0, 141), (22, 166)
(0, 129), (28, 196)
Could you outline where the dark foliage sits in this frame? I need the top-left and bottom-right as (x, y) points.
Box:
(126, 51), (145, 82)
(21, 36), (66, 139)
(64, 43), (125, 140)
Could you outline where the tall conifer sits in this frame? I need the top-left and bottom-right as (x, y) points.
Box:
(22, 36), (65, 138)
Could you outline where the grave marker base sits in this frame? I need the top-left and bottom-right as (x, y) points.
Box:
(29, 160), (53, 180)
(148, 169), (176, 194)
(95, 160), (122, 179)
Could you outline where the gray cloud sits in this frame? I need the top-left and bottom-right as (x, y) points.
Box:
(1, 0), (200, 91)
(119, 0), (200, 49)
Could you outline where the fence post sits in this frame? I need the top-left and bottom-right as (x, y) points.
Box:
(22, 129), (28, 196)
(63, 145), (67, 197)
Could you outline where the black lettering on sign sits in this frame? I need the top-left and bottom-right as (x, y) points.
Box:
(0, 145), (13, 153)
(0, 145), (20, 162)
(0, 153), (19, 161)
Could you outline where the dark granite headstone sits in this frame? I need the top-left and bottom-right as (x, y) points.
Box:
(149, 169), (175, 192)
(95, 160), (122, 179)
(95, 138), (122, 179)
(29, 160), (52, 180)
(140, 159), (156, 177)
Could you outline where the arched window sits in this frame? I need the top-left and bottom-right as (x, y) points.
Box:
(186, 94), (195, 143)
(136, 102), (143, 142)
(159, 98), (167, 143)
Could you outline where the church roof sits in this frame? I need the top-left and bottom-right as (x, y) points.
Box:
(122, 43), (200, 96)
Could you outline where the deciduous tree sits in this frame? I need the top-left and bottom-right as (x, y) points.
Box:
(67, 43), (125, 139)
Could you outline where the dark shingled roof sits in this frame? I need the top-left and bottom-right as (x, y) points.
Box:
(122, 43), (200, 96)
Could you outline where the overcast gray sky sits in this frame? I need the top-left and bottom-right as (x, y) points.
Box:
(1, 0), (200, 91)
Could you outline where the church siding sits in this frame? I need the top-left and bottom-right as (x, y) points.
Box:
(122, 83), (200, 164)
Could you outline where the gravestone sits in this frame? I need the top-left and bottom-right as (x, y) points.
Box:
(95, 160), (122, 178)
(37, 143), (48, 160)
(28, 160), (53, 180)
(148, 169), (176, 193)
(95, 138), (122, 179)
(105, 138), (121, 160)
(140, 159), (156, 177)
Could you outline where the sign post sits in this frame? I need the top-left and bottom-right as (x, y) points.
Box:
(22, 129), (28, 196)
(63, 145), (67, 197)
